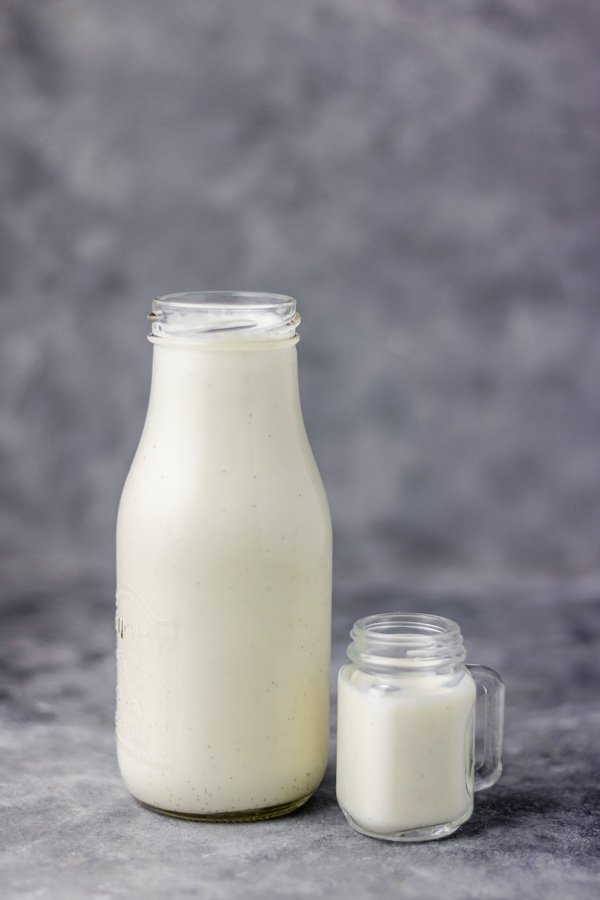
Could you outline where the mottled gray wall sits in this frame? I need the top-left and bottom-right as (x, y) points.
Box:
(1, 0), (599, 582)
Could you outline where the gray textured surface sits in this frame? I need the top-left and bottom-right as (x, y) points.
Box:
(1, 560), (599, 899)
(1, 0), (600, 580)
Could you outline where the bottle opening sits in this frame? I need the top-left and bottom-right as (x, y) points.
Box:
(148, 292), (300, 342)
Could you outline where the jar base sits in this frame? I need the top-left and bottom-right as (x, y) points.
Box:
(137, 792), (313, 823)
(340, 804), (472, 842)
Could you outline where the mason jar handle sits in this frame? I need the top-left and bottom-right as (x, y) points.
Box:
(467, 664), (505, 791)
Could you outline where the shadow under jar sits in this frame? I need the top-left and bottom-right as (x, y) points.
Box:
(115, 292), (332, 821)
(336, 613), (504, 841)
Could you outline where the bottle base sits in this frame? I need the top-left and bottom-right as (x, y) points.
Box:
(340, 804), (472, 842)
(137, 792), (313, 823)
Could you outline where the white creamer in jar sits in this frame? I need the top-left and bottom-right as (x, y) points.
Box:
(116, 293), (332, 821)
(336, 614), (504, 842)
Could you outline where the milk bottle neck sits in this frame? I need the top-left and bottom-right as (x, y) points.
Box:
(147, 340), (302, 424)
(143, 292), (305, 432)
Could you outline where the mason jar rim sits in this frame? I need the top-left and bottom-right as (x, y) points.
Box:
(354, 612), (461, 640)
(348, 612), (466, 671)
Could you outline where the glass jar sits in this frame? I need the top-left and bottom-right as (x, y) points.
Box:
(336, 613), (504, 841)
(116, 292), (332, 821)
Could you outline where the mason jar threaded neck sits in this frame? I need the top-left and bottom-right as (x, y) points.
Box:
(148, 292), (300, 343)
(347, 613), (466, 673)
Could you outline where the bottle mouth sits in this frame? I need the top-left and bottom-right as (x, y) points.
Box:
(348, 613), (466, 671)
(148, 292), (300, 342)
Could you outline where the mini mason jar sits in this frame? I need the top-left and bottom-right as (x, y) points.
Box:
(336, 613), (504, 842)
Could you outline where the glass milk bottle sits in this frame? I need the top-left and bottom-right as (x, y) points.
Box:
(337, 613), (504, 841)
(116, 292), (332, 821)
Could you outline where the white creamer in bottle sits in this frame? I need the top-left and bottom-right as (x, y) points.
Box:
(116, 292), (332, 821)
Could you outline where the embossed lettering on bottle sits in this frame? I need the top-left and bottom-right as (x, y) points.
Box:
(115, 586), (174, 766)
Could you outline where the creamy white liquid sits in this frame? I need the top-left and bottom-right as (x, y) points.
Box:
(336, 665), (476, 836)
(116, 340), (331, 815)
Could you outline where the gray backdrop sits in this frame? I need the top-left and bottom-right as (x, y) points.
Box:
(2, 5), (600, 897)
(1, 0), (599, 585)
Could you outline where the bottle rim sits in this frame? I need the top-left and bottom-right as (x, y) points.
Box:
(154, 291), (296, 309)
(148, 292), (300, 342)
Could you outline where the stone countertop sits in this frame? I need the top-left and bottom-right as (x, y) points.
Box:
(1, 560), (599, 899)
